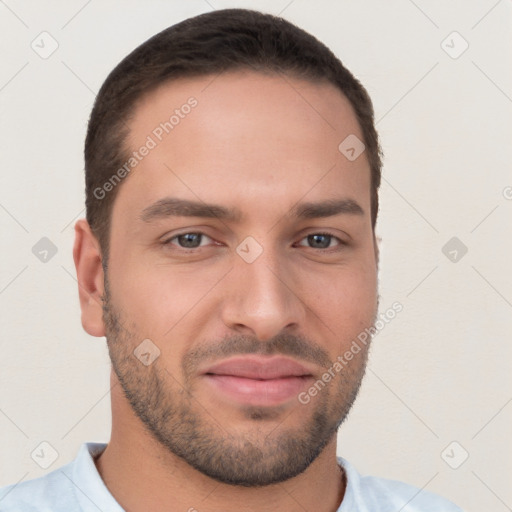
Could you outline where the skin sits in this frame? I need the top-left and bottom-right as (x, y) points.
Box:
(73, 70), (379, 512)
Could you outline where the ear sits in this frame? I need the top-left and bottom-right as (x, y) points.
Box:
(374, 232), (380, 269)
(73, 219), (106, 337)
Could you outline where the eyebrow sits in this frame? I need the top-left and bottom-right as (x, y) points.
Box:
(140, 197), (243, 223)
(291, 198), (364, 219)
(139, 197), (364, 223)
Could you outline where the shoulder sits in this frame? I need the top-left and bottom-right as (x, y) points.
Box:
(0, 442), (109, 512)
(0, 463), (75, 512)
(338, 457), (464, 512)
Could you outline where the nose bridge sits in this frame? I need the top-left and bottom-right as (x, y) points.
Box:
(221, 237), (304, 340)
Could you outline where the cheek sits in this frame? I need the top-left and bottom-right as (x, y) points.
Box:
(109, 259), (226, 340)
(302, 263), (377, 350)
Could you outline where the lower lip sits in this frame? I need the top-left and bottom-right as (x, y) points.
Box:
(203, 374), (313, 406)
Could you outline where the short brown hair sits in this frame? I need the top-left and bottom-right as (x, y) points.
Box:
(84, 8), (382, 262)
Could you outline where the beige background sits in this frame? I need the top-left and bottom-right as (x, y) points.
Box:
(1, 1), (511, 511)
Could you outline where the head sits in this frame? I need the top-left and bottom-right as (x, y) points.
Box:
(74, 8), (382, 487)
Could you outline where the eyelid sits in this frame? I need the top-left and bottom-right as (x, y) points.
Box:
(162, 231), (214, 247)
(295, 231), (347, 249)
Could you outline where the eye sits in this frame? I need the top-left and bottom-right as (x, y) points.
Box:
(163, 232), (213, 249)
(296, 232), (344, 250)
(161, 231), (346, 252)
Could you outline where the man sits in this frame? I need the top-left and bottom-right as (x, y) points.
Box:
(0, 8), (462, 511)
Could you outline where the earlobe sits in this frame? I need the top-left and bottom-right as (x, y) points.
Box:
(73, 219), (106, 337)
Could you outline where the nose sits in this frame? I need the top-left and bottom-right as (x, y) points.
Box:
(220, 244), (305, 342)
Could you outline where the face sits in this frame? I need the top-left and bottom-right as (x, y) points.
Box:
(99, 71), (378, 486)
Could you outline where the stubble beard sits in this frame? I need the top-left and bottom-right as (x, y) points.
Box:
(101, 273), (372, 487)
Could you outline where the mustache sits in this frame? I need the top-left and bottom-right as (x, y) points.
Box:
(182, 332), (333, 377)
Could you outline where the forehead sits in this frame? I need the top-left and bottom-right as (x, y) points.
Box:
(113, 71), (370, 226)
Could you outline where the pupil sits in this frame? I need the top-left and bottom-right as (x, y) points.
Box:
(179, 233), (201, 248)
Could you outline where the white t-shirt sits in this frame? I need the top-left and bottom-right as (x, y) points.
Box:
(0, 442), (463, 511)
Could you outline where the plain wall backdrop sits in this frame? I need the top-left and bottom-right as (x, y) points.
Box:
(1, 1), (511, 511)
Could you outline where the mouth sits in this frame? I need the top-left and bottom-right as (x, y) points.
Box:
(201, 355), (316, 406)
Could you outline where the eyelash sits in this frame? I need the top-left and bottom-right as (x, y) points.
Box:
(161, 231), (347, 252)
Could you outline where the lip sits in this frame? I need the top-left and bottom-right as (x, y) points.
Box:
(200, 355), (316, 406)
(202, 355), (315, 379)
